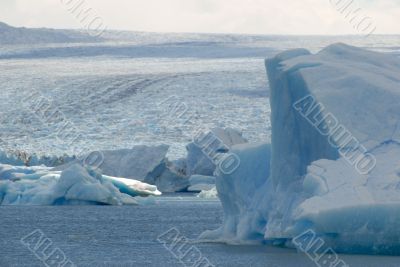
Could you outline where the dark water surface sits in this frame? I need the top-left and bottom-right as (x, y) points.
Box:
(0, 196), (399, 267)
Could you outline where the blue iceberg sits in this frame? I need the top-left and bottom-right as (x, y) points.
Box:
(0, 163), (160, 205)
(201, 44), (400, 255)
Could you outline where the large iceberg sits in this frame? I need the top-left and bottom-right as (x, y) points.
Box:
(201, 44), (400, 255)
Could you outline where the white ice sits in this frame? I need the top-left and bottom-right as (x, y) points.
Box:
(197, 187), (218, 199)
(188, 175), (216, 192)
(201, 44), (400, 255)
(186, 128), (247, 176)
(0, 163), (160, 205)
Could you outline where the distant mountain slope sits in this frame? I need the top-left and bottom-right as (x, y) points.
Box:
(0, 22), (102, 44)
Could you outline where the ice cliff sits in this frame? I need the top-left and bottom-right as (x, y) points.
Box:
(201, 43), (400, 255)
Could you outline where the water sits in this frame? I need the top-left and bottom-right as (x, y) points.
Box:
(2, 34), (400, 266)
(0, 196), (399, 267)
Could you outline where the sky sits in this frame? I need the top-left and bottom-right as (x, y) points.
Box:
(0, 0), (399, 35)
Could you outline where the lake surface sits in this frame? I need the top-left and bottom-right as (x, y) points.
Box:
(0, 196), (399, 267)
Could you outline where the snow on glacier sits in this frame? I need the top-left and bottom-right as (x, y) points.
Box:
(201, 43), (400, 255)
(1, 34), (399, 161)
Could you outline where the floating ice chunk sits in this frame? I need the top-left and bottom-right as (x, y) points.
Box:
(0, 164), (52, 180)
(0, 172), (61, 205)
(154, 165), (189, 193)
(197, 187), (218, 199)
(97, 145), (169, 184)
(186, 128), (247, 176)
(0, 163), (161, 205)
(188, 175), (216, 192)
(53, 145), (192, 193)
(54, 145), (169, 185)
(52, 165), (124, 205)
(103, 175), (161, 197)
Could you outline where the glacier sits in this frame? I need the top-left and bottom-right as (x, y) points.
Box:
(0, 22), (101, 44)
(0, 150), (75, 167)
(201, 44), (400, 255)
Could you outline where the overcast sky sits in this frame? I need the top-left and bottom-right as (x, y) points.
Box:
(0, 0), (399, 35)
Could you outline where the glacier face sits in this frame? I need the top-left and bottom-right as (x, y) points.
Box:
(201, 44), (400, 255)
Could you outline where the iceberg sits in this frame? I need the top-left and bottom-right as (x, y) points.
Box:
(154, 163), (189, 193)
(94, 145), (169, 184)
(0, 164), (160, 205)
(45, 145), (190, 193)
(197, 187), (218, 199)
(186, 128), (247, 176)
(102, 175), (161, 198)
(95, 146), (190, 193)
(54, 145), (171, 185)
(201, 44), (400, 255)
(0, 164), (52, 181)
(200, 142), (271, 243)
(188, 175), (216, 192)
